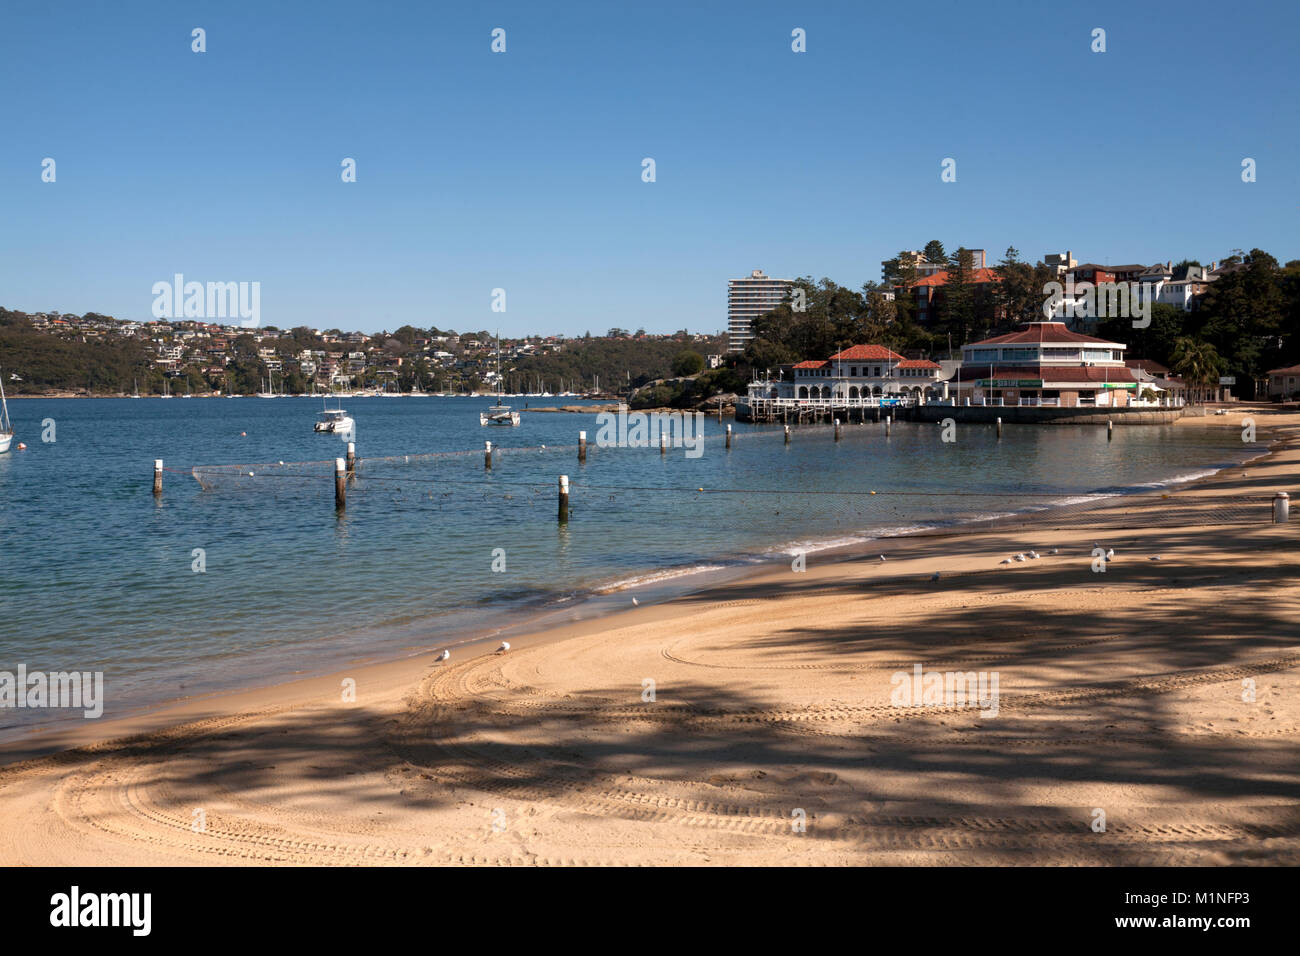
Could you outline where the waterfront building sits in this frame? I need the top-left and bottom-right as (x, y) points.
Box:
(744, 344), (944, 418)
(947, 321), (1152, 408)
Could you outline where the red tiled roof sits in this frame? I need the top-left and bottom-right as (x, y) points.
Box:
(912, 268), (1002, 288)
(827, 345), (905, 361)
(952, 365), (1140, 384)
(792, 360), (829, 369)
(970, 322), (1122, 347)
(1126, 359), (1171, 375)
(896, 358), (942, 369)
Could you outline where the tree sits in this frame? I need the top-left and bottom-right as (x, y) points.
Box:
(1170, 337), (1224, 403)
(1193, 249), (1284, 397)
(923, 240), (947, 264)
(671, 350), (705, 377)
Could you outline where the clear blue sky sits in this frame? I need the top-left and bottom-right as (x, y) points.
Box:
(2, 0), (1296, 337)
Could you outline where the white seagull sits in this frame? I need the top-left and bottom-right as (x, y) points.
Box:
(434, 649), (450, 663)
(1105, 548), (1116, 559)
(999, 557), (1013, 565)
(1149, 555), (1162, 561)
(632, 597), (639, 606)
(879, 554), (887, 562)
(1028, 550), (1040, 559)
(1048, 548), (1059, 555)
(496, 641), (510, 654)
(1015, 553), (1027, 562)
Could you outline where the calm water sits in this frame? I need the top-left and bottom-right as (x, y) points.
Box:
(0, 396), (1255, 734)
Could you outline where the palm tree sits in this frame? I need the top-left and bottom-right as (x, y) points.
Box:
(1170, 337), (1224, 404)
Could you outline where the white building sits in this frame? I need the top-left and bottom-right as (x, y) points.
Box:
(727, 269), (793, 353)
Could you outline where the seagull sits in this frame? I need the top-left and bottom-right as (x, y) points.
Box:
(1028, 550), (1040, 559)
(496, 642), (510, 654)
(1105, 548), (1115, 559)
(632, 597), (639, 606)
(999, 558), (1013, 565)
(930, 572), (941, 583)
(1015, 553), (1027, 562)
(434, 649), (449, 663)
(1149, 555), (1162, 561)
(879, 555), (887, 562)
(1048, 548), (1059, 555)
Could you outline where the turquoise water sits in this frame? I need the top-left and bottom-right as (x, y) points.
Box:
(0, 396), (1255, 734)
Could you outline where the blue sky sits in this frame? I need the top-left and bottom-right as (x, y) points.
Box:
(2, 0), (1296, 337)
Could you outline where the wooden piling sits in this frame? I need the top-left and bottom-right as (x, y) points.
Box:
(1107, 419), (1114, 441)
(152, 459), (163, 496)
(578, 430), (587, 463)
(834, 418), (841, 442)
(484, 440), (492, 470)
(725, 424), (732, 450)
(885, 418), (892, 437)
(346, 441), (356, 475)
(334, 458), (346, 511)
(996, 417), (1002, 439)
(660, 431), (666, 456)
(784, 424), (791, 445)
(558, 474), (570, 522)
(1274, 492), (1290, 524)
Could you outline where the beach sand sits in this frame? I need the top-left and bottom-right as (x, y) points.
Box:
(2, 407), (1298, 866)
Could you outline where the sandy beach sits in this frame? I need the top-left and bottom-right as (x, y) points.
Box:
(2, 407), (1297, 866)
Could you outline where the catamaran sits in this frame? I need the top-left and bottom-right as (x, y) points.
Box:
(0, 373), (13, 453)
(480, 334), (520, 426)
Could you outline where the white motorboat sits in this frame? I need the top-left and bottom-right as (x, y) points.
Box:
(314, 405), (355, 434)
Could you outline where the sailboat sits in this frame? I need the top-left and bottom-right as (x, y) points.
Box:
(0, 372), (13, 453)
(480, 334), (520, 426)
(132, 378), (141, 398)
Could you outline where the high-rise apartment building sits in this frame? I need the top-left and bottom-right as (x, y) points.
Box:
(727, 269), (792, 353)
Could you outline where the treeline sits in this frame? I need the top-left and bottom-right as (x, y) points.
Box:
(740, 244), (1300, 399)
(508, 335), (726, 393)
(0, 309), (160, 394)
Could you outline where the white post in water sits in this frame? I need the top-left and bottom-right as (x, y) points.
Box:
(784, 424), (791, 445)
(885, 417), (892, 438)
(578, 430), (587, 463)
(334, 458), (346, 511)
(346, 441), (356, 475)
(484, 440), (492, 470)
(1274, 492), (1290, 524)
(153, 459), (163, 496)
(996, 416), (1002, 439)
(660, 430), (666, 456)
(1107, 419), (1114, 441)
(834, 418), (841, 442)
(558, 474), (570, 523)
(726, 423), (732, 450)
